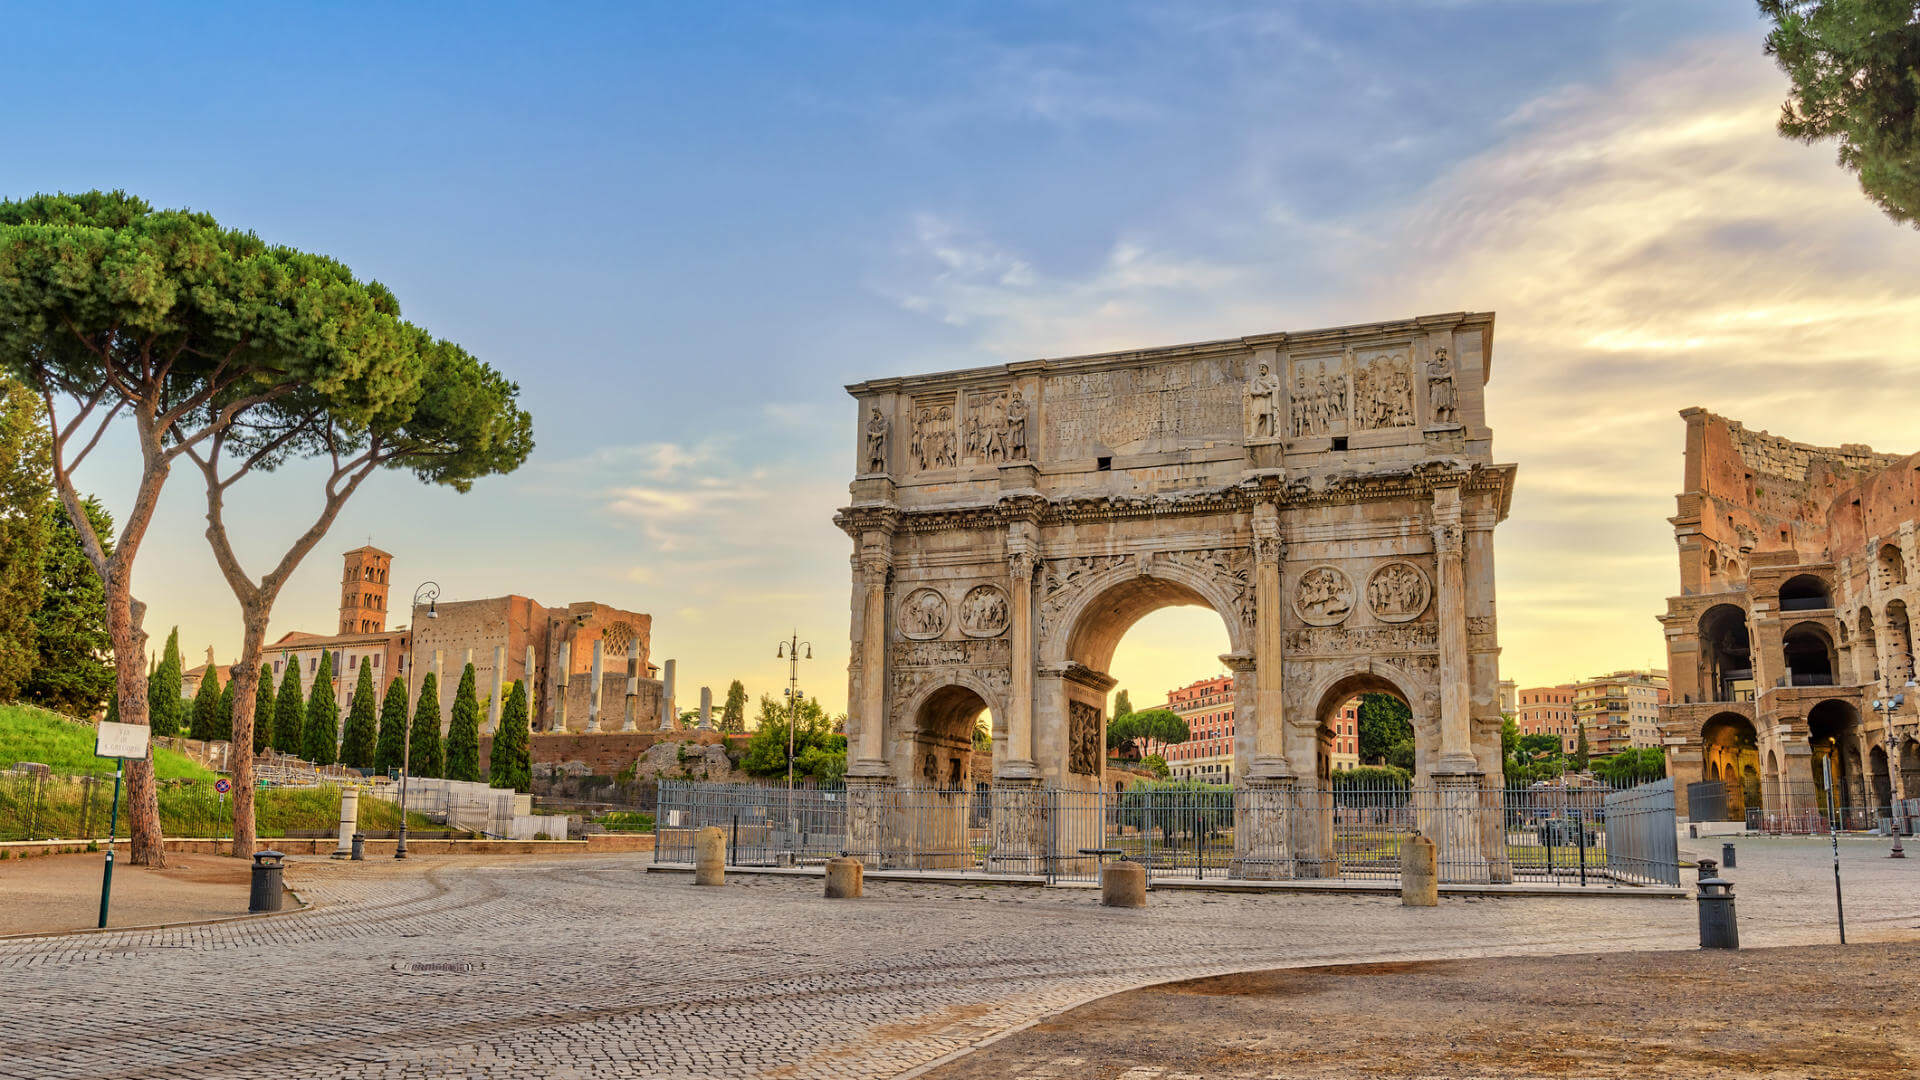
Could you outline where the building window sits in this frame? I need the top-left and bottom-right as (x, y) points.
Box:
(274, 659), (282, 674)
(373, 655), (381, 668)
(308, 657), (316, 672)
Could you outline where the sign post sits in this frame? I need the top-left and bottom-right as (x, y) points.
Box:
(94, 720), (151, 930)
(216, 777), (232, 843)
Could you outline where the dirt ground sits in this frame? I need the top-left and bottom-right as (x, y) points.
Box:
(924, 940), (1920, 1079)
(0, 850), (267, 936)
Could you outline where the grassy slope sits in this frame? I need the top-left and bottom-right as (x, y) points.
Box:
(0, 703), (215, 780)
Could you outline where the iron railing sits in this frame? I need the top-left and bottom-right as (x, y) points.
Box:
(655, 777), (1681, 887)
(1743, 782), (1915, 835)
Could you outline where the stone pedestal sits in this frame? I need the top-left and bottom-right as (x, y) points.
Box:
(331, 787), (359, 860)
(988, 778), (1048, 875)
(1429, 773), (1493, 884)
(1230, 778), (1295, 880)
(844, 775), (893, 866)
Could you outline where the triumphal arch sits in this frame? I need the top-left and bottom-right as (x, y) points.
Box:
(837, 312), (1515, 878)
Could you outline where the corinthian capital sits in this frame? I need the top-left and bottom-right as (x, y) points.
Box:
(1008, 550), (1036, 583)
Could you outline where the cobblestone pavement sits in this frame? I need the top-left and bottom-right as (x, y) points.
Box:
(1, 837), (1913, 1080)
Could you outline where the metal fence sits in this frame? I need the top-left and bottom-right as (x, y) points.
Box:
(1740, 782), (1916, 835)
(655, 777), (1681, 888)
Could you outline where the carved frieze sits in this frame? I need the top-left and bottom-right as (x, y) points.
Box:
(1352, 347), (1416, 430)
(1288, 357), (1350, 439)
(958, 584), (1010, 637)
(1037, 553), (1131, 643)
(1366, 561), (1431, 623)
(1042, 358), (1241, 458)
(899, 588), (950, 640)
(1466, 615), (1496, 640)
(910, 395), (958, 471)
(1068, 700), (1102, 776)
(1285, 624), (1438, 656)
(1293, 565), (1355, 626)
(892, 638), (1011, 669)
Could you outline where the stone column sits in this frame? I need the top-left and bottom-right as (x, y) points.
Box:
(1002, 547), (1039, 778)
(1431, 485), (1477, 774)
(523, 644), (538, 729)
(659, 658), (676, 731)
(851, 547), (892, 773)
(487, 646), (504, 735)
(1247, 502), (1290, 779)
(622, 637), (639, 732)
(586, 639), (604, 733)
(554, 641), (570, 733)
(699, 686), (713, 730)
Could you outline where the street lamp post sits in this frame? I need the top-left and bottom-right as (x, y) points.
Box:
(1872, 685), (1910, 859)
(397, 581), (439, 860)
(775, 632), (812, 836)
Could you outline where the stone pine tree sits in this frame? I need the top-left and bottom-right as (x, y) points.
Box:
(191, 666), (227, 742)
(272, 661), (305, 756)
(444, 663), (481, 783)
(252, 663), (275, 754)
(147, 628), (183, 737)
(302, 652), (339, 766)
(720, 680), (748, 733)
(374, 676), (408, 776)
(489, 679), (531, 792)
(0, 191), (533, 863)
(408, 672), (443, 779)
(1761, 1), (1920, 226)
(340, 663), (379, 769)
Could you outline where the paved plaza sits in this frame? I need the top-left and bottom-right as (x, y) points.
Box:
(0, 838), (1914, 1079)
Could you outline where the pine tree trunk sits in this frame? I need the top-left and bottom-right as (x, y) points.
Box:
(102, 563), (165, 868)
(226, 606), (271, 857)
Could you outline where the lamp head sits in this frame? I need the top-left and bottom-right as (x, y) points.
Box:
(805, 644), (812, 660)
(777, 642), (787, 658)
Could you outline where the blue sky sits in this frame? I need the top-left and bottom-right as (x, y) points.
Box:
(7, 1), (1918, 712)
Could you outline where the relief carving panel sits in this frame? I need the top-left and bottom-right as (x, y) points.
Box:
(1366, 561), (1431, 623)
(1293, 565), (1355, 626)
(899, 588), (950, 640)
(958, 584), (1010, 637)
(1068, 700), (1102, 776)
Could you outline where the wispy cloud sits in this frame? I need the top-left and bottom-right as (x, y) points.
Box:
(881, 34), (1920, 692)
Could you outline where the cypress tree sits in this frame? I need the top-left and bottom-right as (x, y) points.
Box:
(489, 679), (532, 792)
(148, 627), (183, 736)
(444, 662), (481, 782)
(253, 662), (275, 754)
(374, 676), (408, 776)
(303, 651), (339, 765)
(720, 679), (748, 733)
(191, 666), (227, 742)
(219, 678), (235, 743)
(272, 659), (305, 755)
(340, 663), (379, 769)
(408, 672), (442, 778)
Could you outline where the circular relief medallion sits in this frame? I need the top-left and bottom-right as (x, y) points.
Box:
(899, 588), (950, 640)
(958, 584), (1010, 638)
(1365, 561), (1431, 623)
(1292, 565), (1355, 627)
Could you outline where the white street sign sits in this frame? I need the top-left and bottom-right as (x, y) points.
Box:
(95, 721), (151, 760)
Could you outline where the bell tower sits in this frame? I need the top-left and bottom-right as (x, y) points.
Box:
(339, 546), (394, 635)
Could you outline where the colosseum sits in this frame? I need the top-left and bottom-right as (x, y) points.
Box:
(1657, 408), (1919, 828)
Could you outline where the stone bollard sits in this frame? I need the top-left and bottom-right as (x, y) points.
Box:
(693, 826), (726, 886)
(1100, 859), (1147, 908)
(1401, 834), (1438, 907)
(331, 787), (359, 860)
(825, 856), (864, 899)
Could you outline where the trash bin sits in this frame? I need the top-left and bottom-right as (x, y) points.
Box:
(351, 832), (365, 861)
(1697, 874), (1738, 949)
(249, 850), (286, 913)
(1721, 841), (1736, 870)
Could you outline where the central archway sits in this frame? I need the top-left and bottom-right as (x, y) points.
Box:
(1044, 562), (1250, 794)
(1701, 712), (1760, 820)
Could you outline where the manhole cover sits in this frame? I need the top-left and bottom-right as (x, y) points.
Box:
(391, 961), (485, 975)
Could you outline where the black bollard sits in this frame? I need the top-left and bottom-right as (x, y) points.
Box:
(249, 850), (286, 913)
(1697, 874), (1738, 949)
